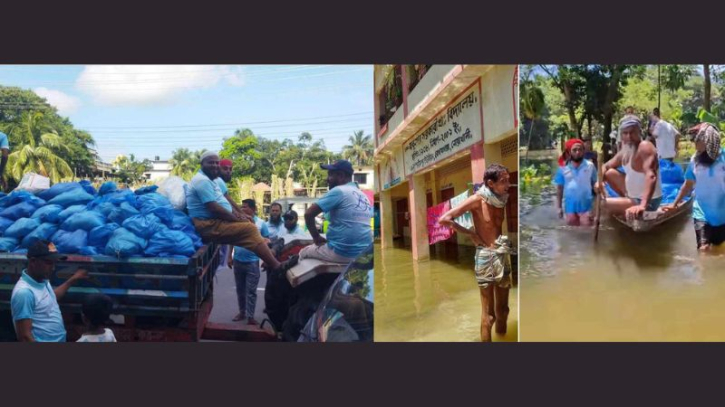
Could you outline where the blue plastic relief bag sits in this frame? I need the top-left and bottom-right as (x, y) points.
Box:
(31, 204), (64, 224)
(0, 216), (15, 234)
(0, 237), (18, 252)
(122, 214), (164, 239)
(136, 193), (173, 214)
(145, 229), (196, 257)
(0, 201), (43, 220)
(105, 228), (147, 258)
(134, 185), (159, 195)
(0, 190), (46, 208)
(79, 246), (100, 256)
(21, 223), (60, 248)
(79, 180), (97, 196)
(91, 202), (116, 217)
(98, 181), (118, 196)
(48, 189), (95, 208)
(149, 206), (175, 223)
(108, 202), (140, 224)
(104, 190), (136, 206)
(51, 229), (88, 254)
(58, 205), (88, 223)
(659, 159), (685, 184)
(61, 211), (106, 232)
(88, 223), (121, 248)
(4, 218), (41, 238)
(38, 182), (83, 201)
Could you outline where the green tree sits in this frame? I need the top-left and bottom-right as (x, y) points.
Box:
(342, 130), (373, 166)
(2, 111), (73, 183)
(169, 148), (205, 181)
(219, 128), (262, 180)
(113, 154), (151, 185)
(521, 81), (545, 159)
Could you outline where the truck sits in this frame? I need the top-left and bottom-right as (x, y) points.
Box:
(0, 243), (278, 342)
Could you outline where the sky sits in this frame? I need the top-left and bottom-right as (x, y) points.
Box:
(0, 65), (373, 163)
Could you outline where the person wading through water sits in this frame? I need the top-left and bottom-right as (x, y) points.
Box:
(437, 164), (514, 342)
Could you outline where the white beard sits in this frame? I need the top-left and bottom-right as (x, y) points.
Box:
(621, 143), (637, 165)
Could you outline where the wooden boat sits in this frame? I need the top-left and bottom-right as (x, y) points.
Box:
(604, 183), (694, 232)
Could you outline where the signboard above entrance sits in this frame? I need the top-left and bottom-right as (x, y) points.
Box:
(403, 86), (482, 176)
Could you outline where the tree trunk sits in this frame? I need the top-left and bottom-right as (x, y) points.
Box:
(657, 65), (661, 112)
(704, 64), (711, 112)
(525, 118), (535, 161)
(562, 83), (579, 137)
(601, 65), (625, 162)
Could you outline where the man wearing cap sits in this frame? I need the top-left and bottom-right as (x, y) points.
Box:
(229, 199), (269, 324)
(649, 114), (681, 162)
(186, 152), (295, 274)
(278, 210), (310, 241)
(601, 115), (663, 220)
(302, 160), (373, 264)
(0, 130), (10, 192)
(664, 123), (725, 252)
(10, 241), (88, 342)
(554, 139), (597, 226)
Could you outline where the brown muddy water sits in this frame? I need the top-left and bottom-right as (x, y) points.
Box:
(521, 160), (725, 341)
(374, 242), (518, 342)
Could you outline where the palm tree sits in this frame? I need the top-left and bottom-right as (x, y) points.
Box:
(2, 111), (73, 183)
(342, 130), (374, 166)
(113, 154), (151, 185)
(168, 148), (206, 181)
(521, 82), (546, 160)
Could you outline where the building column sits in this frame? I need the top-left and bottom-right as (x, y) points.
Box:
(430, 170), (439, 206)
(380, 189), (394, 249)
(408, 174), (430, 261)
(470, 142), (486, 184)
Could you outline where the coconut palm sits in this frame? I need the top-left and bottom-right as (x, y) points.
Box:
(521, 82), (546, 160)
(2, 111), (73, 183)
(342, 130), (374, 166)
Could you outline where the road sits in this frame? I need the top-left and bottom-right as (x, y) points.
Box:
(208, 261), (272, 331)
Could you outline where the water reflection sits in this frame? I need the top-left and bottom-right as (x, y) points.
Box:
(374, 243), (518, 342)
(521, 159), (724, 341)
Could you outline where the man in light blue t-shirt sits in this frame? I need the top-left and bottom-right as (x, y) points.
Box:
(185, 152), (295, 274)
(0, 131), (10, 192)
(554, 139), (597, 226)
(11, 241), (88, 342)
(664, 124), (725, 252)
(301, 160), (372, 264)
(266, 202), (284, 240)
(230, 199), (269, 325)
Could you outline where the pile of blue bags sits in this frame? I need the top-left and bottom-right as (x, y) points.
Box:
(0, 181), (202, 258)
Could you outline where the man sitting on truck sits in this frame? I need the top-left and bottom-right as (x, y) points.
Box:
(215, 158), (242, 272)
(302, 160), (373, 265)
(11, 241), (88, 342)
(186, 151), (295, 273)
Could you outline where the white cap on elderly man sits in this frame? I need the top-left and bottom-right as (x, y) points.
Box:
(200, 151), (218, 162)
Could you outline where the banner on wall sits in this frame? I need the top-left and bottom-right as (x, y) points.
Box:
(450, 190), (474, 229)
(380, 147), (405, 191)
(427, 201), (452, 245)
(403, 88), (482, 176)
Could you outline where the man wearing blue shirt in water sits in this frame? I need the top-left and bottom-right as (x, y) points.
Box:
(664, 123), (725, 252)
(0, 131), (10, 192)
(302, 160), (373, 264)
(554, 139), (597, 226)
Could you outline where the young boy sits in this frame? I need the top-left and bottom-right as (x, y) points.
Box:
(77, 294), (117, 342)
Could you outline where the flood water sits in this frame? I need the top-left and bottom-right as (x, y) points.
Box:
(521, 159), (725, 341)
(374, 242), (518, 342)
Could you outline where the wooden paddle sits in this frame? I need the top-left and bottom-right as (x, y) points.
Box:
(594, 151), (604, 242)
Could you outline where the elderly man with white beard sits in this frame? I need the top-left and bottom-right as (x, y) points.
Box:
(599, 115), (663, 221)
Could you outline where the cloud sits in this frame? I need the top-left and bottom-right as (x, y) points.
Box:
(75, 65), (246, 106)
(33, 87), (81, 115)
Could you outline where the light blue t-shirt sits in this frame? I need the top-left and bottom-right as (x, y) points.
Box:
(553, 159), (597, 214)
(11, 271), (66, 342)
(317, 182), (373, 258)
(215, 178), (228, 195)
(266, 219), (283, 239)
(186, 171), (233, 219)
(0, 131), (9, 150)
(685, 149), (725, 227)
(234, 216), (269, 263)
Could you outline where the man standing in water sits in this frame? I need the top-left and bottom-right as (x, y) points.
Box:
(438, 164), (513, 342)
(601, 115), (663, 220)
(554, 139), (597, 226)
(664, 123), (725, 252)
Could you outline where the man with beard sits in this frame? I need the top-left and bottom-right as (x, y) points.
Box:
(554, 139), (597, 226)
(215, 158), (242, 270)
(302, 160), (373, 264)
(601, 115), (663, 221)
(266, 202), (284, 240)
(186, 152), (296, 274)
(664, 123), (725, 252)
(438, 164), (514, 342)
